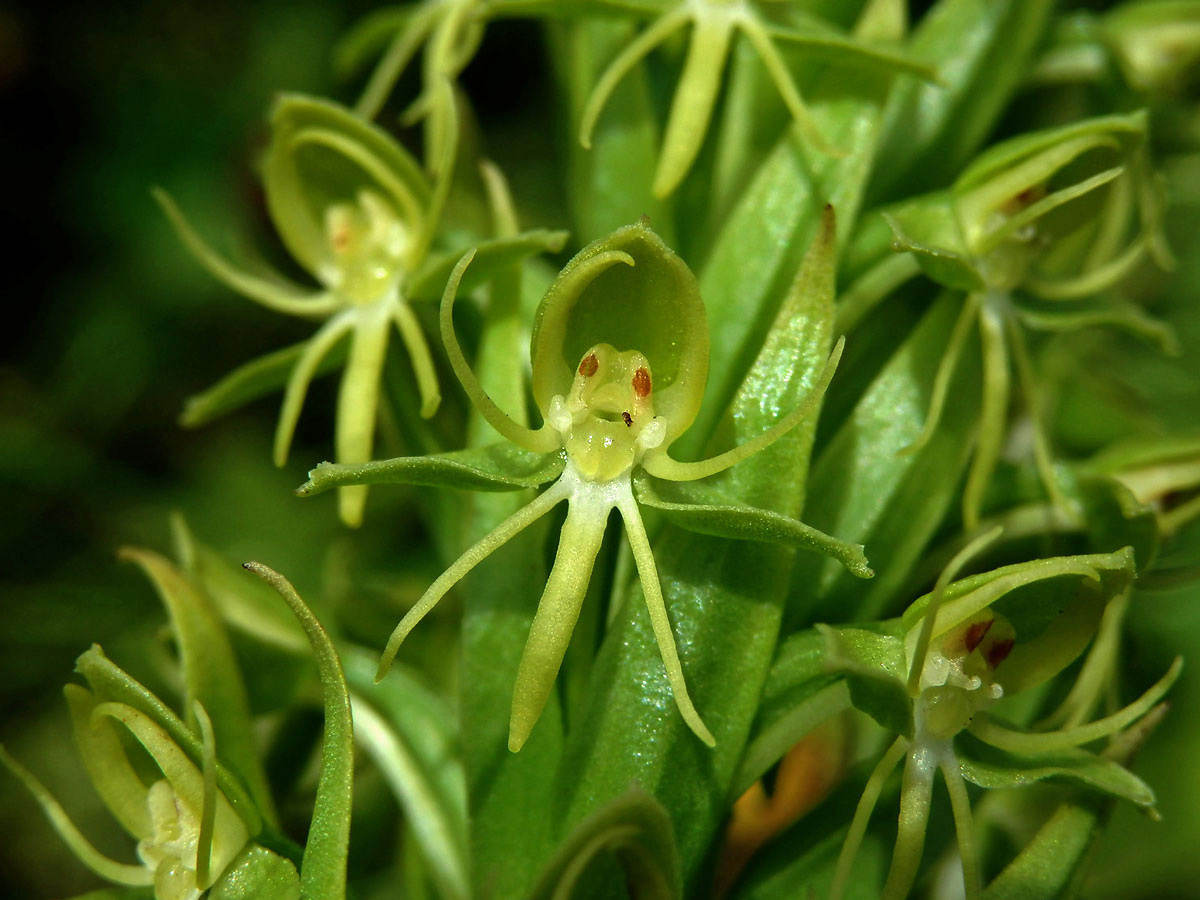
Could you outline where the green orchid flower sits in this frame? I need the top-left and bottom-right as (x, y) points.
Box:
(0, 547), (356, 900)
(299, 210), (871, 751)
(159, 93), (565, 526)
(822, 530), (1181, 900)
(0, 651), (296, 900)
(568, 0), (935, 197)
(863, 110), (1174, 529)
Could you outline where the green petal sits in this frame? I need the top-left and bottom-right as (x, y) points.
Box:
(209, 845), (301, 900)
(73, 645), (264, 836)
(956, 732), (1155, 807)
(0, 744), (155, 888)
(633, 474), (871, 577)
(817, 622), (912, 738)
(64, 684), (152, 840)
(297, 442), (564, 496)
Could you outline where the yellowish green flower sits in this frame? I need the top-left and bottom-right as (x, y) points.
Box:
(300, 210), (871, 751)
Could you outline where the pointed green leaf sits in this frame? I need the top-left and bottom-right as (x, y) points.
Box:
(297, 443), (565, 496)
(243, 564), (352, 900)
(981, 797), (1103, 900)
(119, 547), (276, 824)
(788, 292), (982, 623)
(870, 0), (1056, 201)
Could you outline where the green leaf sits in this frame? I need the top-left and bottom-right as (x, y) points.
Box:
(209, 845), (301, 900)
(62, 890), (155, 900)
(408, 229), (571, 301)
(548, 15), (674, 243)
(981, 797), (1103, 900)
(118, 547), (275, 823)
(788, 291), (983, 624)
(296, 443), (565, 496)
(870, 0), (1056, 202)
(528, 788), (681, 900)
(73, 646), (265, 836)
(735, 628), (850, 796)
(817, 622), (912, 738)
(243, 564), (353, 900)
(633, 474), (872, 578)
(343, 650), (469, 900)
(172, 516), (309, 654)
(956, 732), (1155, 807)
(180, 340), (347, 429)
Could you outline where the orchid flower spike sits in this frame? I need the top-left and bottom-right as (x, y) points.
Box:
(300, 210), (871, 752)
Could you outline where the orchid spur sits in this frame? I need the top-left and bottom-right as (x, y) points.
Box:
(300, 210), (871, 751)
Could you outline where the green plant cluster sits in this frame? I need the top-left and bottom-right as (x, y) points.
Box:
(3, 0), (1200, 898)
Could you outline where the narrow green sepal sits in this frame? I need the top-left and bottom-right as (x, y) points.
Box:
(408, 229), (570, 301)
(632, 474), (872, 577)
(528, 788), (681, 900)
(180, 340), (347, 428)
(297, 443), (565, 497)
(956, 732), (1155, 807)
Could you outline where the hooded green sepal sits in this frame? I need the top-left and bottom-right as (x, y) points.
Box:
(208, 846), (301, 900)
(817, 622), (913, 739)
(243, 563), (353, 900)
(118, 546), (276, 824)
(632, 473), (872, 578)
(531, 219), (709, 442)
(528, 788), (681, 900)
(179, 340), (348, 429)
(408, 229), (570, 301)
(955, 732), (1155, 808)
(297, 443), (565, 496)
(72, 645), (265, 837)
(264, 93), (432, 274)
(1085, 433), (1200, 538)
